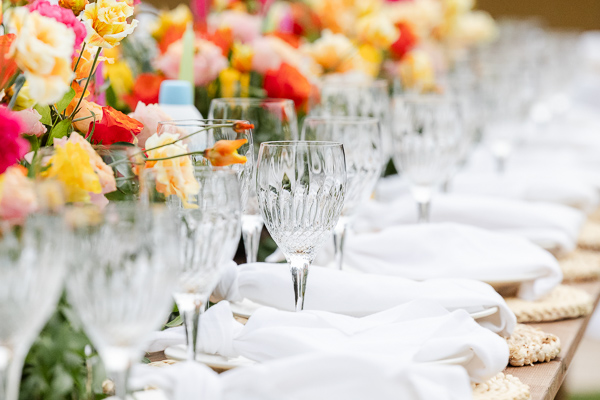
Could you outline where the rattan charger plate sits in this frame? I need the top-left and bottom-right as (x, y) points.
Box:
(472, 373), (531, 400)
(505, 285), (593, 323)
(559, 249), (600, 282)
(506, 324), (561, 367)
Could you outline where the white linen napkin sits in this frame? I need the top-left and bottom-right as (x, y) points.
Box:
(148, 300), (509, 383)
(212, 262), (516, 336)
(130, 353), (473, 400)
(376, 169), (598, 213)
(353, 194), (585, 255)
(315, 223), (562, 301)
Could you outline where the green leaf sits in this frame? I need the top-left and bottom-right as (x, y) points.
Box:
(165, 314), (183, 328)
(105, 84), (118, 109)
(47, 119), (72, 146)
(22, 135), (40, 152)
(34, 104), (52, 125)
(55, 87), (76, 114)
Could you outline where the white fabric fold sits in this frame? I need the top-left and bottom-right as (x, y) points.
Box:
(212, 262), (516, 336)
(353, 194), (585, 255)
(130, 353), (473, 400)
(148, 300), (509, 382)
(315, 223), (562, 301)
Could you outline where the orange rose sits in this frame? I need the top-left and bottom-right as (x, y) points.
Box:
(0, 34), (18, 90)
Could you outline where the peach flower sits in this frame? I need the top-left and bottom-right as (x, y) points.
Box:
(72, 100), (103, 133)
(14, 108), (47, 137)
(128, 102), (172, 148)
(0, 165), (37, 225)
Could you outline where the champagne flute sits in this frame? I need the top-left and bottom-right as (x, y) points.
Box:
(256, 141), (346, 311)
(301, 116), (382, 270)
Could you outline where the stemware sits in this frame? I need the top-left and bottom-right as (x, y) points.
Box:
(208, 98), (299, 263)
(157, 119), (254, 260)
(0, 212), (67, 400)
(301, 116), (382, 270)
(143, 166), (242, 361)
(65, 204), (180, 399)
(391, 95), (462, 222)
(256, 141), (346, 311)
(311, 79), (392, 170)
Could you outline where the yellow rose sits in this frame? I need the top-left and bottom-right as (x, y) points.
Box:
(231, 43), (253, 73)
(356, 14), (399, 49)
(451, 11), (498, 46)
(10, 81), (36, 111)
(151, 4), (192, 43)
(105, 60), (134, 98)
(302, 30), (359, 74)
(357, 44), (382, 78)
(81, 0), (138, 49)
(144, 132), (200, 208)
(59, 0), (88, 16)
(8, 9), (75, 104)
(42, 141), (102, 203)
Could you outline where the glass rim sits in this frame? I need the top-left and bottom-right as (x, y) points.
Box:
(260, 140), (343, 148)
(157, 119), (252, 127)
(210, 98), (296, 106)
(143, 165), (239, 174)
(303, 116), (379, 125)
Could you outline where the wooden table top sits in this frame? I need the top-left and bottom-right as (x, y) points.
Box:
(505, 281), (600, 400)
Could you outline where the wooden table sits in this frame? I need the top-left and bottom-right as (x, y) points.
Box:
(148, 281), (600, 399)
(505, 281), (600, 400)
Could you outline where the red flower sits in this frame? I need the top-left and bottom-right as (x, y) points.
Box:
(390, 23), (418, 60)
(87, 106), (144, 145)
(233, 121), (254, 133)
(0, 34), (18, 91)
(264, 63), (312, 111)
(124, 73), (166, 110)
(0, 107), (28, 174)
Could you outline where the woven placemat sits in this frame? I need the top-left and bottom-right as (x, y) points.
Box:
(559, 249), (600, 282)
(587, 207), (600, 223)
(505, 285), (594, 323)
(472, 373), (531, 400)
(507, 324), (561, 367)
(578, 220), (600, 251)
(148, 359), (179, 367)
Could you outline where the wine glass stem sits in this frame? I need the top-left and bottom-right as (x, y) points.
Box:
(102, 347), (132, 400)
(417, 201), (431, 223)
(175, 295), (203, 362)
(242, 215), (264, 264)
(333, 216), (349, 270)
(289, 257), (310, 312)
(0, 346), (21, 400)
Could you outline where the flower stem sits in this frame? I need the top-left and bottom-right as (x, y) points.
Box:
(69, 47), (101, 120)
(135, 124), (233, 155)
(7, 75), (26, 111)
(73, 42), (87, 74)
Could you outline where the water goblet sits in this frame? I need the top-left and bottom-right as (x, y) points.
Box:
(209, 98), (300, 263)
(301, 116), (382, 270)
(391, 95), (462, 222)
(256, 141), (346, 311)
(65, 204), (181, 399)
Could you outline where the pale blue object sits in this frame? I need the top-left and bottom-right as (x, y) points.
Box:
(159, 80), (194, 105)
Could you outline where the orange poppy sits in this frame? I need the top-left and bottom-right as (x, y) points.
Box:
(203, 138), (248, 166)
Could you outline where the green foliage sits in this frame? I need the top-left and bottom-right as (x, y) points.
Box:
(47, 119), (72, 146)
(55, 88), (76, 115)
(20, 296), (107, 400)
(34, 105), (52, 126)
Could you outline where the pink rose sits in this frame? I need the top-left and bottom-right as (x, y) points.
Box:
(154, 38), (228, 86)
(251, 37), (283, 74)
(0, 107), (28, 174)
(0, 166), (37, 225)
(129, 102), (172, 148)
(209, 11), (262, 43)
(28, 0), (87, 53)
(15, 108), (47, 137)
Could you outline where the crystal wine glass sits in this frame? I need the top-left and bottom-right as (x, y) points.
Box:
(301, 116), (382, 270)
(256, 141), (346, 311)
(143, 166), (242, 361)
(157, 120), (254, 259)
(0, 212), (67, 400)
(65, 204), (181, 399)
(391, 95), (462, 222)
(208, 98), (300, 263)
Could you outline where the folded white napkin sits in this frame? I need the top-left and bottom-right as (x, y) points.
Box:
(148, 300), (509, 382)
(315, 223), (562, 301)
(130, 353), (473, 400)
(353, 194), (585, 255)
(376, 169), (598, 213)
(212, 262), (516, 336)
